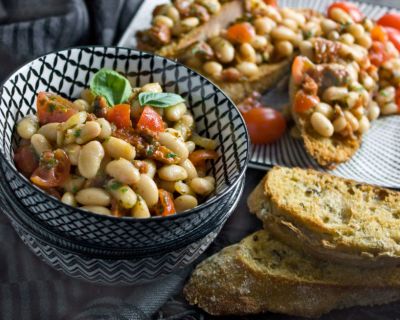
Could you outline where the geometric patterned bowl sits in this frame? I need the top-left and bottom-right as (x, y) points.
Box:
(0, 46), (249, 250)
(4, 178), (245, 285)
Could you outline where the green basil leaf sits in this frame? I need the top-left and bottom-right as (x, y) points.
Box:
(90, 68), (132, 106)
(138, 92), (185, 108)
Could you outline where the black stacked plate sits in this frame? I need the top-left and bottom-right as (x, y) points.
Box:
(0, 46), (249, 284)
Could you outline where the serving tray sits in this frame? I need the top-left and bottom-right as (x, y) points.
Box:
(118, 0), (400, 188)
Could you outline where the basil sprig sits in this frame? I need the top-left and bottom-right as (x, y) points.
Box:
(90, 68), (132, 106)
(138, 92), (185, 108)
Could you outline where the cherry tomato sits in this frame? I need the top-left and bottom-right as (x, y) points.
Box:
(377, 13), (400, 32)
(242, 107), (286, 144)
(291, 56), (314, 85)
(106, 104), (132, 128)
(263, 0), (277, 6)
(137, 106), (165, 132)
(293, 90), (320, 113)
(384, 27), (400, 52)
(154, 189), (176, 216)
(14, 144), (39, 177)
(226, 22), (256, 44)
(327, 2), (364, 23)
(31, 149), (71, 188)
(371, 25), (388, 43)
(189, 150), (218, 166)
(36, 92), (77, 125)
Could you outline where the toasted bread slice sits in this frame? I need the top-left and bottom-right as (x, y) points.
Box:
(137, 0), (244, 58)
(251, 167), (400, 268)
(289, 76), (361, 167)
(184, 229), (400, 318)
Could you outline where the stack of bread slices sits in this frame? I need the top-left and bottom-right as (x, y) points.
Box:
(184, 167), (400, 318)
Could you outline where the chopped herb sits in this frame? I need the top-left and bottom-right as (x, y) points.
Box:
(303, 30), (312, 39)
(109, 181), (123, 190)
(166, 152), (177, 159)
(48, 103), (56, 112)
(146, 145), (155, 156)
(72, 186), (79, 193)
(120, 187), (128, 193)
(74, 129), (81, 137)
(380, 90), (389, 97)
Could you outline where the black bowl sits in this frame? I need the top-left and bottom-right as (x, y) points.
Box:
(0, 46), (249, 250)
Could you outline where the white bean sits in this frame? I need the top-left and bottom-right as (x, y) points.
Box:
(358, 116), (370, 133)
(344, 110), (359, 131)
(180, 159), (198, 179)
(141, 83), (162, 93)
(103, 137), (136, 160)
(333, 116), (347, 132)
(61, 192), (77, 207)
(315, 102), (334, 119)
(38, 122), (59, 142)
(270, 26), (298, 42)
(64, 144), (81, 165)
(75, 187), (111, 206)
(107, 180), (137, 209)
(166, 6), (180, 22)
(131, 195), (151, 218)
(106, 158), (140, 185)
(329, 7), (353, 24)
(299, 40), (314, 59)
(81, 206), (111, 215)
(175, 180), (195, 196)
(17, 115), (38, 139)
(62, 175), (86, 193)
(339, 33), (355, 45)
(275, 40), (293, 57)
(185, 141), (196, 153)
(357, 33), (372, 48)
(211, 38), (235, 64)
(240, 43), (256, 63)
(367, 101), (380, 120)
(323, 87), (348, 101)
(158, 132), (189, 160)
(254, 17), (276, 35)
(133, 174), (159, 207)
(96, 118), (112, 139)
(30, 134), (52, 156)
(382, 102), (398, 115)
(153, 15), (174, 28)
(251, 35), (267, 50)
(347, 24), (364, 39)
(165, 103), (187, 122)
(174, 195), (198, 212)
(75, 121), (101, 144)
(158, 164), (188, 181)
(78, 141), (105, 179)
(281, 18), (298, 31)
(203, 61), (223, 77)
(280, 8), (305, 26)
(236, 62), (258, 78)
(61, 111), (87, 131)
(189, 177), (215, 196)
(310, 112), (334, 137)
(73, 99), (91, 112)
(157, 179), (176, 193)
(181, 17), (199, 29)
(321, 19), (338, 34)
(80, 89), (95, 105)
(143, 159), (157, 179)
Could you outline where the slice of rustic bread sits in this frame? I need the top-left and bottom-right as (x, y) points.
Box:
(184, 230), (400, 318)
(289, 76), (361, 167)
(253, 166), (400, 267)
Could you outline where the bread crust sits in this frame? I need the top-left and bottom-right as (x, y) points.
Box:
(184, 230), (400, 318)
(260, 167), (400, 268)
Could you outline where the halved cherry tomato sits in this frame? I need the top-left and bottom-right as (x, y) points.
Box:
(293, 90), (320, 113)
(14, 144), (39, 177)
(371, 25), (388, 43)
(327, 2), (364, 23)
(36, 92), (77, 125)
(226, 22), (256, 44)
(291, 56), (314, 85)
(377, 13), (400, 32)
(263, 0), (277, 6)
(383, 27), (400, 52)
(242, 107), (286, 144)
(189, 150), (218, 166)
(137, 106), (165, 132)
(106, 104), (132, 128)
(31, 149), (71, 188)
(155, 189), (176, 216)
